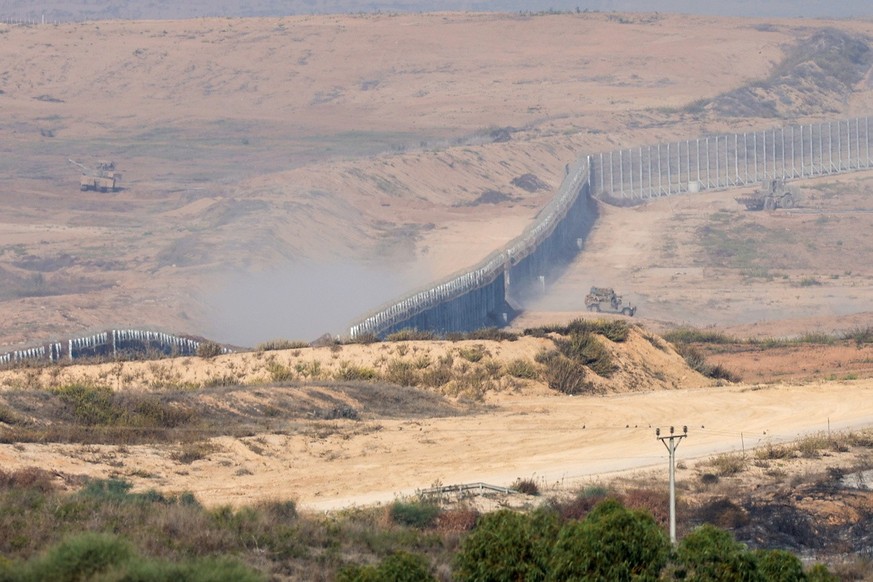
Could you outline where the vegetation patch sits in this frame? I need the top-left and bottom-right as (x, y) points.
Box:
(525, 318), (630, 342)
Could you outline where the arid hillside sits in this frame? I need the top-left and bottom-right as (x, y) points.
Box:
(3, 12), (873, 348)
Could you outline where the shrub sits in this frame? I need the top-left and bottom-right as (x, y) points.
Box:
(388, 500), (440, 529)
(524, 318), (629, 342)
(706, 453), (747, 476)
(20, 532), (133, 582)
(554, 332), (617, 377)
(663, 328), (732, 345)
(457, 345), (487, 363)
(675, 345), (739, 382)
(454, 509), (558, 582)
(461, 328), (519, 342)
(346, 332), (381, 345)
(256, 339), (309, 351)
(753, 549), (805, 581)
(6, 531), (264, 582)
(548, 486), (611, 521)
(384, 359), (418, 387)
(548, 499), (669, 582)
(436, 507), (479, 532)
(505, 358), (538, 379)
(512, 478), (540, 496)
(196, 341), (224, 359)
(0, 468), (55, 493)
(539, 353), (591, 395)
(51, 383), (116, 425)
(419, 363), (453, 388)
(171, 441), (217, 464)
(843, 326), (873, 346)
(267, 361), (295, 382)
(334, 362), (379, 381)
(386, 329), (437, 342)
(674, 524), (759, 581)
(338, 551), (436, 582)
(806, 563), (839, 581)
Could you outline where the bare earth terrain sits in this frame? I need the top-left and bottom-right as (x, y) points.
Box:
(2, 12), (873, 346)
(0, 330), (872, 515)
(2, 12), (873, 559)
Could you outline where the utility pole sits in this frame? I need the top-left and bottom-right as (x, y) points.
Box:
(656, 425), (688, 544)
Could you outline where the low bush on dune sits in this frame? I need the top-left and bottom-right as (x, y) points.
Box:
(524, 318), (630, 343)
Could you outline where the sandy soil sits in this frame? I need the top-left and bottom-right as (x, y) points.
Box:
(2, 375), (872, 511)
(2, 12), (873, 347)
(1, 329), (871, 511)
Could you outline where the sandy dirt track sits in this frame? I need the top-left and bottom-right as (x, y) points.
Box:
(3, 377), (872, 511)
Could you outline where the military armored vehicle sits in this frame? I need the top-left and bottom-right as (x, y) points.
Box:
(585, 287), (636, 316)
(735, 179), (797, 211)
(69, 159), (121, 192)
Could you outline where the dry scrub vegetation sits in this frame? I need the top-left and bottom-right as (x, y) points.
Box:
(0, 321), (707, 452)
(1, 324), (873, 578)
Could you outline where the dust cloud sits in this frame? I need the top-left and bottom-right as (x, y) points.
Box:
(203, 262), (414, 346)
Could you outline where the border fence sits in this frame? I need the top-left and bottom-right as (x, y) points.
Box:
(349, 116), (873, 339)
(0, 329), (211, 367)
(591, 117), (873, 201)
(3, 116), (873, 352)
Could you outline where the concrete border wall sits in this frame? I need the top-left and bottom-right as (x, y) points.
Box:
(349, 157), (593, 338)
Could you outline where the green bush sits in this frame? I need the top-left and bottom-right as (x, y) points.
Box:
(547, 499), (669, 582)
(338, 551), (436, 582)
(4, 531), (264, 582)
(51, 383), (116, 425)
(674, 524), (760, 581)
(21, 532), (133, 582)
(753, 549), (806, 582)
(806, 563), (839, 582)
(388, 500), (441, 529)
(454, 509), (558, 582)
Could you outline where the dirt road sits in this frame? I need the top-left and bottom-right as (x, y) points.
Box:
(4, 378), (872, 511)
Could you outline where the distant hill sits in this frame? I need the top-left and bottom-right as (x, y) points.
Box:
(1, 0), (870, 22)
